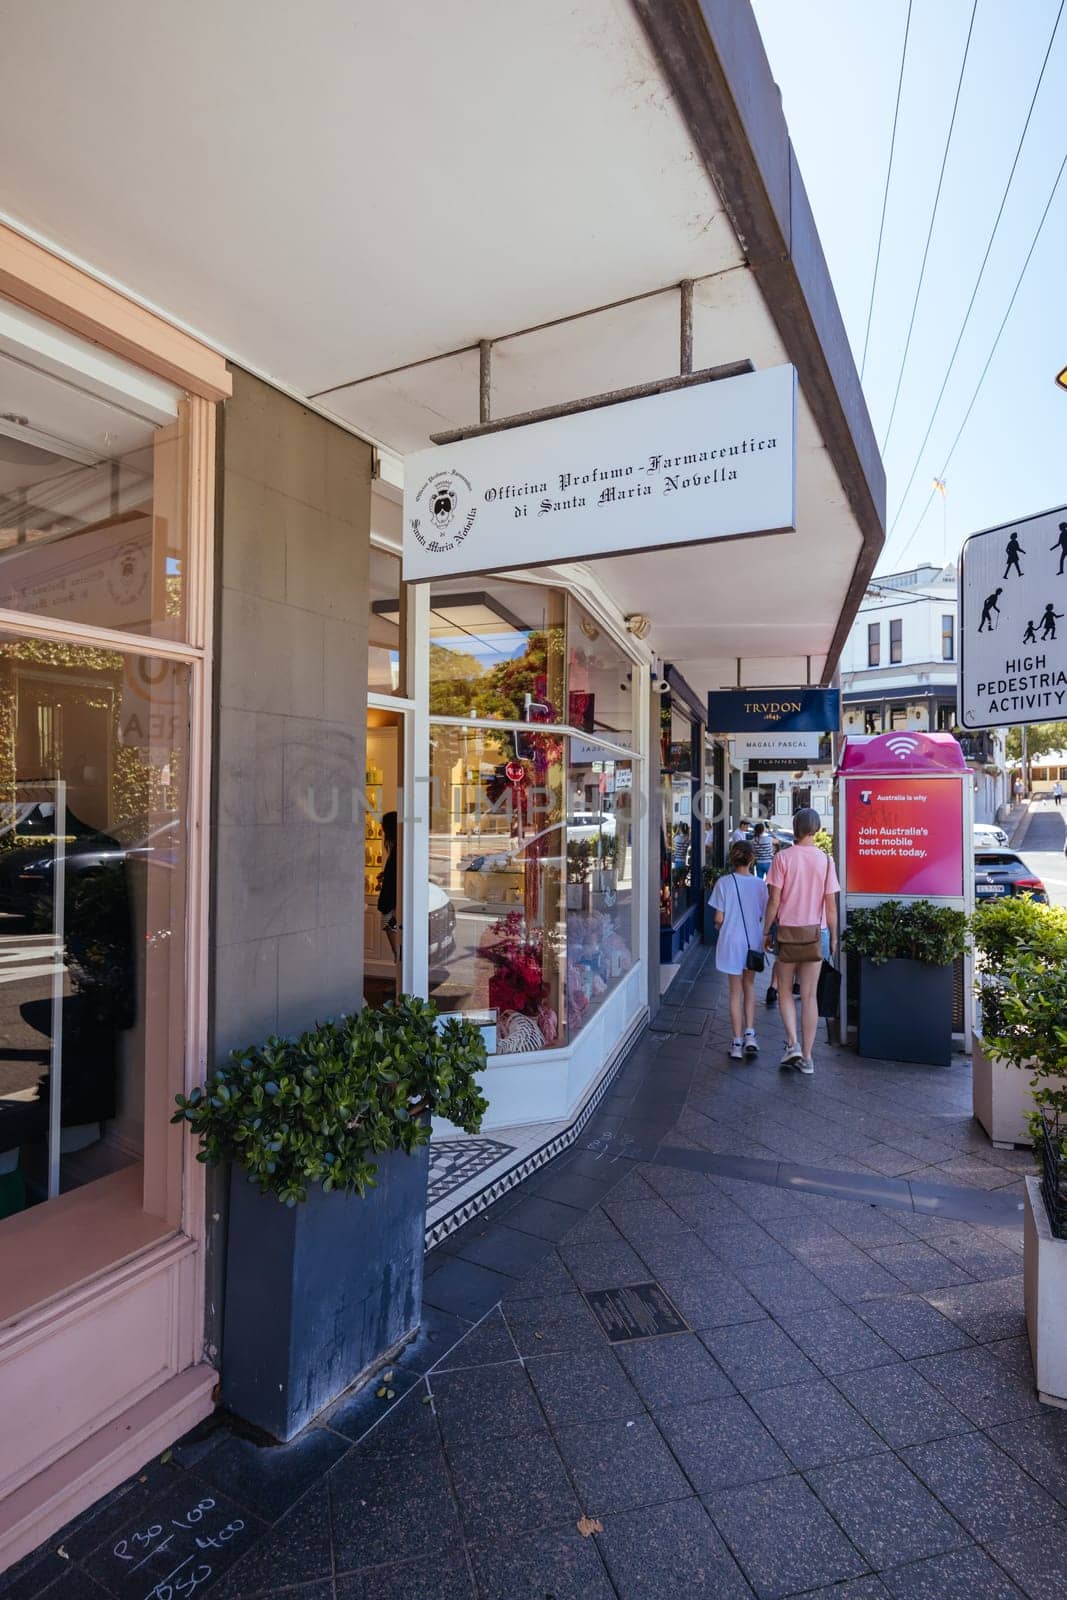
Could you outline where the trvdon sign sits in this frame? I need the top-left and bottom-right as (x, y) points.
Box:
(401, 365), (797, 581)
(959, 502), (1067, 729)
(707, 687), (839, 734)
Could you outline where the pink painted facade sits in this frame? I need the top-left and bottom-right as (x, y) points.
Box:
(0, 226), (226, 1569)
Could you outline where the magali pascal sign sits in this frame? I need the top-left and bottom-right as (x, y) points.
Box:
(402, 365), (797, 581)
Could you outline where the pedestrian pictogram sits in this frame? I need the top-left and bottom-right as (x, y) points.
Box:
(959, 502), (1067, 728)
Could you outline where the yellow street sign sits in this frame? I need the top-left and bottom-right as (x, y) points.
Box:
(1057, 366), (1067, 392)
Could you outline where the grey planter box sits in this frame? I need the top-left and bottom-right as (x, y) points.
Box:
(221, 1142), (429, 1440)
(858, 957), (953, 1067)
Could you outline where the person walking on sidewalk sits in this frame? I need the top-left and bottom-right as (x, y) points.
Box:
(762, 808), (839, 1076)
(751, 820), (776, 880)
(709, 840), (768, 1062)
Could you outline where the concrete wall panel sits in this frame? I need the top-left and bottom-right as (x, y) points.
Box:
(212, 370), (372, 1057)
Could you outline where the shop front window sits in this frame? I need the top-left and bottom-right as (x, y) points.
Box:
(0, 636), (189, 1234)
(661, 703), (696, 925)
(0, 295), (189, 641)
(428, 722), (565, 1053)
(428, 718), (639, 1055)
(427, 579), (564, 722)
(566, 600), (633, 743)
(564, 739), (636, 1040)
(368, 546), (405, 696)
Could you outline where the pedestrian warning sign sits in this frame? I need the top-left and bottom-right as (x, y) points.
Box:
(959, 502), (1067, 729)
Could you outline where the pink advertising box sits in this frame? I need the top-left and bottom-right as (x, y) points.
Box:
(838, 734), (967, 898)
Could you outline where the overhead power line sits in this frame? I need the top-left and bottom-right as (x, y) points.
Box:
(860, 0), (913, 381)
(879, 0), (981, 454)
(893, 140), (1067, 569)
(886, 0), (1065, 542)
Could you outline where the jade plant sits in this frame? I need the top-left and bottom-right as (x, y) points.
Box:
(173, 996), (488, 1205)
(841, 899), (969, 967)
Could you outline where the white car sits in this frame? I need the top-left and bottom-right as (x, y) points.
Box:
(973, 823), (1009, 850)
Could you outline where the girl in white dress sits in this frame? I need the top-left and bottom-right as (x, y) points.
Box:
(709, 841), (769, 1060)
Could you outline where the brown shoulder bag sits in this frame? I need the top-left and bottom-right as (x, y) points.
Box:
(776, 851), (830, 965)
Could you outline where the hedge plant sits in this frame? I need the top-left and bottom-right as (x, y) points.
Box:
(971, 897), (1067, 1036)
(173, 996), (488, 1205)
(841, 899), (968, 967)
(971, 895), (1067, 967)
(984, 952), (1067, 1169)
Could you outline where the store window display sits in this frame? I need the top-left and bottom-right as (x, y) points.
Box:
(661, 702), (696, 927)
(363, 709), (405, 1006)
(564, 740), (635, 1039)
(429, 721), (564, 1052)
(0, 637), (189, 1226)
(426, 585), (638, 1056)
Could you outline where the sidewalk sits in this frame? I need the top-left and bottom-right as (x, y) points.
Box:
(5, 952), (1066, 1600)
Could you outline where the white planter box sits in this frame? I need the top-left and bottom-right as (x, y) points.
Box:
(973, 1035), (1038, 1147)
(1024, 1175), (1067, 1409)
(972, 1035), (1067, 1148)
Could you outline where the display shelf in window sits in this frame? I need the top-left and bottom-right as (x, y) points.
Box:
(364, 765), (385, 899)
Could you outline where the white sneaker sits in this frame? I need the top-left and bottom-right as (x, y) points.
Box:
(797, 1057), (815, 1075)
(780, 1042), (803, 1067)
(729, 1038), (744, 1060)
(743, 1029), (759, 1059)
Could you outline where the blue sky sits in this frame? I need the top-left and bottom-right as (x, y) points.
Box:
(751, 0), (1067, 575)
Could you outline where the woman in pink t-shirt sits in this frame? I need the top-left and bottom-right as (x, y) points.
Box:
(761, 808), (839, 1076)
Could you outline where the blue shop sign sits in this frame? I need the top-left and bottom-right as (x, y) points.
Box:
(707, 687), (840, 733)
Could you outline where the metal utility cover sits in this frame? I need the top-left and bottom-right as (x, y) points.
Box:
(959, 502), (1067, 729)
(584, 1282), (689, 1342)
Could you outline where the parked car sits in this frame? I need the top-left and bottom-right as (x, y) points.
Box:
(428, 881), (457, 965)
(974, 850), (1047, 902)
(0, 811), (180, 917)
(974, 823), (1009, 849)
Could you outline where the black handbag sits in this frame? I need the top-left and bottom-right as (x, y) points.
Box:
(816, 958), (841, 1018)
(732, 874), (766, 973)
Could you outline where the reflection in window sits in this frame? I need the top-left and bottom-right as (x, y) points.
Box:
(567, 601), (633, 742)
(941, 613), (955, 662)
(0, 637), (188, 1223)
(661, 703), (696, 926)
(0, 309), (188, 641)
(427, 581), (565, 721)
(564, 741), (636, 1040)
(368, 546), (405, 696)
(429, 722), (564, 1052)
(427, 723), (638, 1055)
(890, 618), (903, 664)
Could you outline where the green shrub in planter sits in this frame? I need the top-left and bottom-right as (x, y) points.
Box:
(971, 895), (1067, 967)
(173, 996), (488, 1205)
(174, 997), (489, 1440)
(843, 901), (968, 1067)
(972, 898), (1067, 1036)
(985, 954), (1067, 1159)
(841, 900), (969, 967)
